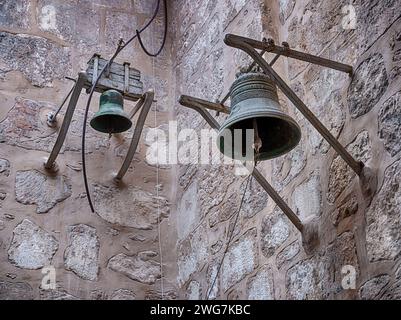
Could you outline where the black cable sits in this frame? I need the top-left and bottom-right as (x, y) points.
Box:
(206, 173), (253, 300)
(124, 0), (162, 49)
(51, 81), (76, 120)
(81, 0), (165, 213)
(136, 0), (168, 57)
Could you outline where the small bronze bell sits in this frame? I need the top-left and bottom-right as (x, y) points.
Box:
(90, 90), (132, 134)
(217, 72), (301, 161)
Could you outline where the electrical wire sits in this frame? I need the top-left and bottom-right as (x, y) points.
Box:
(206, 173), (253, 300)
(81, 0), (166, 212)
(206, 107), (262, 299)
(148, 14), (165, 300)
(136, 0), (168, 57)
(50, 81), (76, 121)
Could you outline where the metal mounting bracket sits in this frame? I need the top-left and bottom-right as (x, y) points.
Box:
(176, 34), (380, 248)
(179, 95), (319, 250)
(223, 34), (377, 201)
(44, 71), (88, 171)
(44, 71), (154, 181)
(115, 89), (155, 181)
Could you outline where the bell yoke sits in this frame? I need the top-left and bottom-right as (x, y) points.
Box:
(178, 34), (377, 246)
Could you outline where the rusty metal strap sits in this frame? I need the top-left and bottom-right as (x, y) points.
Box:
(224, 35), (363, 176)
(115, 90), (155, 180)
(178, 95), (304, 232)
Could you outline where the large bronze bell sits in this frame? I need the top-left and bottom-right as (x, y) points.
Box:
(90, 90), (132, 134)
(217, 72), (301, 161)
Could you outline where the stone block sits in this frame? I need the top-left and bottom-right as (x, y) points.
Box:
(0, 32), (71, 87)
(15, 170), (72, 214)
(240, 176), (269, 219)
(198, 165), (236, 217)
(0, 280), (33, 300)
(186, 281), (201, 300)
(110, 289), (136, 300)
(40, 288), (79, 300)
(273, 144), (307, 191)
(355, 0), (401, 54)
(327, 130), (372, 204)
(279, 0), (295, 25)
(0, 98), (110, 153)
(176, 181), (200, 240)
(326, 232), (359, 295)
(0, 158), (10, 176)
(348, 53), (388, 118)
(381, 265), (401, 299)
(359, 274), (390, 300)
(378, 91), (401, 156)
(286, 255), (330, 300)
(108, 251), (161, 284)
(0, 0), (30, 29)
(261, 207), (291, 259)
(276, 241), (300, 269)
(293, 173), (322, 220)
(38, 0), (100, 47)
(330, 195), (358, 227)
(92, 183), (169, 229)
(8, 219), (58, 269)
(221, 228), (258, 292)
(177, 224), (208, 285)
(247, 265), (274, 300)
(307, 90), (346, 154)
(64, 224), (100, 281)
(287, 0), (345, 56)
(366, 159), (401, 262)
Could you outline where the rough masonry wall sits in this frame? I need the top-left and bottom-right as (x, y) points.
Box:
(172, 0), (401, 299)
(1, 0), (401, 301)
(0, 0), (178, 299)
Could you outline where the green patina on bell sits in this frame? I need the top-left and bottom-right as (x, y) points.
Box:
(90, 90), (132, 134)
(217, 72), (301, 161)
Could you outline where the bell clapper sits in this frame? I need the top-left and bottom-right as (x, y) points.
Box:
(252, 118), (262, 156)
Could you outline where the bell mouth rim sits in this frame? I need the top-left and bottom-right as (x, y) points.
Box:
(89, 114), (132, 134)
(216, 113), (302, 161)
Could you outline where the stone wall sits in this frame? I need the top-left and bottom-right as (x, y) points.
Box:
(0, 0), (178, 299)
(1, 0), (401, 300)
(171, 0), (401, 300)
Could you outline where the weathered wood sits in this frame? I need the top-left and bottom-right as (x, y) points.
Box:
(92, 54), (99, 86)
(124, 62), (130, 93)
(87, 55), (141, 78)
(83, 82), (142, 102)
(86, 70), (143, 89)
(45, 72), (88, 169)
(87, 65), (140, 81)
(85, 54), (144, 100)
